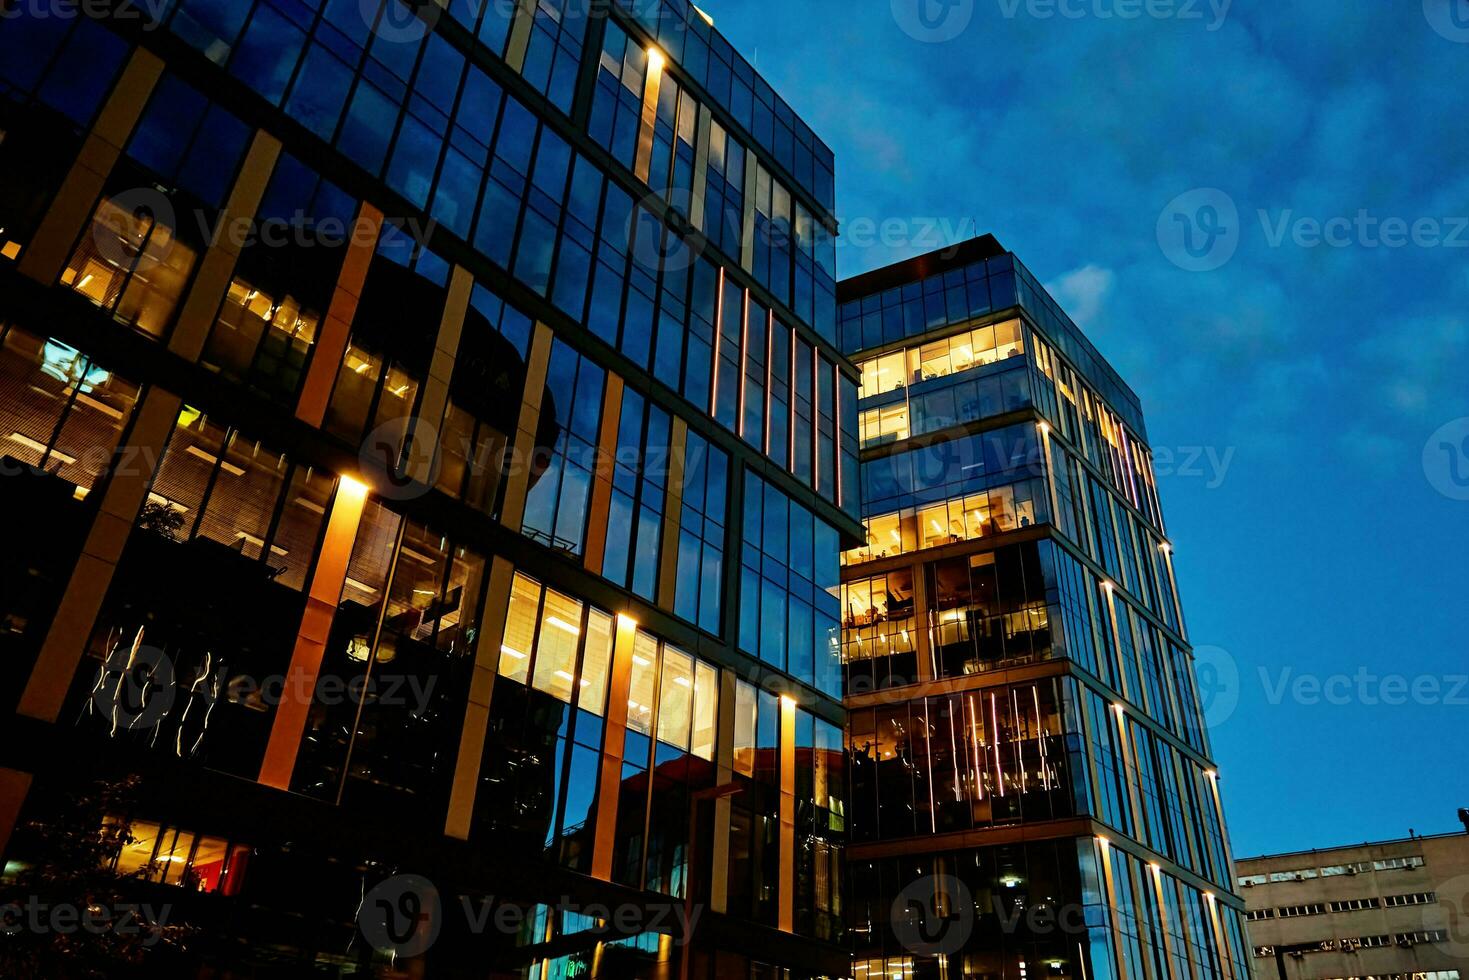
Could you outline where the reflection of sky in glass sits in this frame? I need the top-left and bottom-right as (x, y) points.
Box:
(712, 0), (1469, 855)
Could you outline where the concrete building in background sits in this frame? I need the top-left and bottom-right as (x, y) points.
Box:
(1237, 823), (1469, 980)
(836, 237), (1252, 979)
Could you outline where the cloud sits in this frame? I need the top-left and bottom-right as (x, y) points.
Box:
(1046, 265), (1115, 326)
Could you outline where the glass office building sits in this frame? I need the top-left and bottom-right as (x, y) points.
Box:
(837, 237), (1253, 980)
(0, 1), (856, 977)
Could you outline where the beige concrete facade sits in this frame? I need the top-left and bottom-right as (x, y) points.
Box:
(1236, 829), (1469, 980)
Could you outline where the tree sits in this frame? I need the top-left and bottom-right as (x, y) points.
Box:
(137, 502), (186, 542)
(0, 777), (191, 979)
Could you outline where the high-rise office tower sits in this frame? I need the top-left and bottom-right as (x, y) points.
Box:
(0, 2), (857, 976)
(837, 237), (1252, 980)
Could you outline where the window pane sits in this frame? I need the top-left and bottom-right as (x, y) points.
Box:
(195, 431), (288, 560)
(113, 820), (162, 877)
(626, 632), (658, 734)
(578, 608), (614, 716)
(655, 646), (693, 750)
(532, 588), (583, 703)
(692, 662), (718, 761)
(733, 680), (757, 777)
(499, 573), (540, 683)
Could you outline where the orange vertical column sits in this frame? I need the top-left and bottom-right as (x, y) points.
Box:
(167, 131), (284, 363)
(634, 49), (666, 183)
(499, 322), (555, 532)
(912, 560), (933, 683)
(591, 614), (639, 880)
(17, 48), (165, 285)
(257, 477), (369, 790)
(656, 418), (688, 613)
(18, 387), (182, 722)
(295, 204), (383, 429)
(582, 373), (625, 576)
(778, 695), (797, 933)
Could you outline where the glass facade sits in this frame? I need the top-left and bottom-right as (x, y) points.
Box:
(840, 242), (1249, 980)
(0, 2), (857, 978)
(0, 3), (1250, 979)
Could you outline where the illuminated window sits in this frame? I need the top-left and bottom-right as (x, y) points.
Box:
(0, 326), (140, 497)
(858, 403), (909, 448)
(323, 341), (420, 450)
(578, 609), (614, 716)
(499, 574), (541, 684)
(655, 646), (694, 750)
(733, 679), (757, 777)
(107, 819), (250, 896)
(691, 662), (718, 762)
(142, 410), (334, 591)
(198, 156), (355, 400)
(61, 197), (199, 340)
(626, 632), (659, 735)
(532, 589), (585, 703)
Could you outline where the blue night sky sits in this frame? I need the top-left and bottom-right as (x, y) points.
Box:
(709, 0), (1469, 857)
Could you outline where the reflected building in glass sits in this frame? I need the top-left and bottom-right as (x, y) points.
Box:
(837, 236), (1253, 980)
(0, 2), (855, 977)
